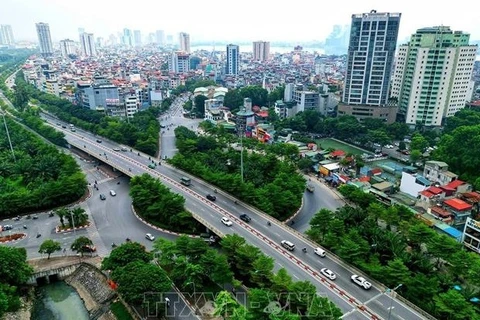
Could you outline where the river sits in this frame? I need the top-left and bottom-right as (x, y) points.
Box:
(30, 281), (89, 320)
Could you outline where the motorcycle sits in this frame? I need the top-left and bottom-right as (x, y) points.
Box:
(267, 221), (271, 226)
(126, 238), (131, 242)
(23, 225), (27, 229)
(112, 243), (117, 248)
(302, 248), (307, 253)
(36, 233), (41, 238)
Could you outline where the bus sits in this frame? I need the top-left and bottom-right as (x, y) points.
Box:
(180, 177), (191, 186)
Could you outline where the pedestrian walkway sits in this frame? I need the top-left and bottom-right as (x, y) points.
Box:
(80, 202), (109, 257)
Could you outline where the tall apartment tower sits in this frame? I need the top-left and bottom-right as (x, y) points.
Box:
(60, 39), (75, 57)
(155, 30), (165, 46)
(80, 33), (96, 57)
(179, 32), (190, 53)
(226, 44), (239, 75)
(342, 10), (401, 106)
(36, 22), (54, 57)
(133, 30), (142, 47)
(122, 28), (133, 47)
(391, 26), (477, 127)
(0, 25), (15, 46)
(253, 41), (270, 61)
(168, 52), (190, 73)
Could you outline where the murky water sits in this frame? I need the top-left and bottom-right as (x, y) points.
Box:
(31, 281), (89, 320)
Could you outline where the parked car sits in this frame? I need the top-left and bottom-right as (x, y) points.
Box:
(239, 214), (251, 222)
(109, 190), (116, 196)
(99, 194), (106, 200)
(320, 268), (336, 280)
(82, 245), (96, 252)
(221, 217), (233, 226)
(206, 194), (216, 201)
(351, 275), (372, 290)
(145, 233), (155, 241)
(314, 247), (326, 257)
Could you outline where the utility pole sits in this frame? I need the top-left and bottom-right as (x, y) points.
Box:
(240, 134), (244, 183)
(1, 105), (16, 163)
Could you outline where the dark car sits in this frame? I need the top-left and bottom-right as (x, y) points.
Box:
(96, 139), (102, 143)
(99, 194), (106, 200)
(206, 194), (216, 201)
(240, 214), (251, 222)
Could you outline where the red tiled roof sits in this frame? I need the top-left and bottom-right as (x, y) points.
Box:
(427, 186), (443, 194)
(370, 168), (382, 175)
(463, 192), (480, 201)
(431, 206), (451, 217)
(359, 176), (370, 182)
(444, 179), (465, 189)
(420, 190), (435, 198)
(444, 198), (472, 211)
(330, 150), (346, 157)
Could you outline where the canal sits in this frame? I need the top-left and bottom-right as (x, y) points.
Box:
(31, 281), (89, 320)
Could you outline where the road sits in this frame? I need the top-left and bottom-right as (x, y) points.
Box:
(33, 112), (429, 320)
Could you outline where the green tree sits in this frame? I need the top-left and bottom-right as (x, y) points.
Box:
(368, 129), (391, 148)
(213, 290), (245, 319)
(308, 209), (334, 241)
(38, 239), (62, 259)
(224, 89), (243, 110)
(409, 150), (422, 164)
(250, 255), (274, 288)
(297, 158), (313, 172)
(409, 133), (429, 152)
(102, 242), (153, 271)
(0, 246), (33, 285)
(111, 261), (172, 305)
(433, 289), (478, 320)
(398, 141), (407, 151)
(382, 258), (410, 288)
(194, 95), (208, 117)
(70, 236), (93, 257)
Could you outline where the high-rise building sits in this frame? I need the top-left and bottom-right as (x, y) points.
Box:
(80, 32), (96, 57)
(179, 32), (190, 53)
(253, 41), (270, 61)
(122, 28), (132, 47)
(226, 44), (239, 75)
(155, 30), (164, 46)
(36, 22), (54, 57)
(168, 51), (190, 73)
(391, 26), (477, 127)
(133, 30), (142, 47)
(342, 10), (401, 106)
(0, 25), (15, 46)
(59, 39), (75, 57)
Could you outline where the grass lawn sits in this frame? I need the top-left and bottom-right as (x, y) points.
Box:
(110, 301), (133, 320)
(316, 138), (369, 155)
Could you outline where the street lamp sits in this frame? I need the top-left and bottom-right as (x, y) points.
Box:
(0, 104), (16, 163)
(387, 283), (403, 320)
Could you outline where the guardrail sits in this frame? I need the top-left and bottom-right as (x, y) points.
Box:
(67, 135), (433, 320)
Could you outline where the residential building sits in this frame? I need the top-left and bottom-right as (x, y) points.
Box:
(80, 33), (96, 57)
(293, 89), (319, 112)
(463, 218), (480, 254)
(423, 160), (458, 185)
(168, 52), (190, 73)
(125, 91), (140, 118)
(253, 41), (270, 61)
(179, 32), (190, 53)
(284, 83), (295, 102)
(59, 39), (75, 57)
(133, 30), (142, 47)
(155, 30), (164, 46)
(339, 10), (401, 123)
(36, 22), (54, 57)
(76, 78), (120, 110)
(0, 25), (15, 46)
(226, 44), (239, 75)
(122, 28), (132, 47)
(391, 26), (477, 127)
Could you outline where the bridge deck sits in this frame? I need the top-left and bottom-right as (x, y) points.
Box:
(29, 256), (102, 273)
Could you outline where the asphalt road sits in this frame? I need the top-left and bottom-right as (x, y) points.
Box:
(31, 111), (431, 320)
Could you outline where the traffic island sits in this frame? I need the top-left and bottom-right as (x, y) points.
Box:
(55, 222), (91, 234)
(0, 233), (27, 243)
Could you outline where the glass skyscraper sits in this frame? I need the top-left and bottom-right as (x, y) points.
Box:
(343, 10), (401, 106)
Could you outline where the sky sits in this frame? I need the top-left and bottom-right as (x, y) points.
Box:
(2, 0), (480, 43)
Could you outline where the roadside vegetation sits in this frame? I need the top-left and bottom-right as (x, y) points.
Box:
(0, 246), (33, 318)
(12, 72), (162, 156)
(307, 185), (480, 319)
(0, 117), (86, 217)
(129, 174), (203, 233)
(170, 126), (305, 220)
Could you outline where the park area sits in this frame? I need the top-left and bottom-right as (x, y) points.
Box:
(316, 138), (369, 156)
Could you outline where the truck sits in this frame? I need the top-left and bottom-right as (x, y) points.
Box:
(306, 184), (315, 193)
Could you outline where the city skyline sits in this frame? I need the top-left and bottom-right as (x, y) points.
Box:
(2, 0), (480, 43)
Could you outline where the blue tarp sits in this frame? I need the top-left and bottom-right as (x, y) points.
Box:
(442, 227), (462, 239)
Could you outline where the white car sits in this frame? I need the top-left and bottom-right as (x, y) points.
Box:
(221, 217), (233, 226)
(385, 144), (394, 149)
(110, 190), (116, 196)
(320, 268), (336, 280)
(145, 233), (155, 241)
(314, 247), (326, 257)
(351, 275), (372, 290)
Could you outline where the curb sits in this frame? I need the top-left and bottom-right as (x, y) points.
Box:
(0, 233), (27, 243)
(55, 223), (90, 234)
(284, 196), (304, 224)
(130, 205), (200, 238)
